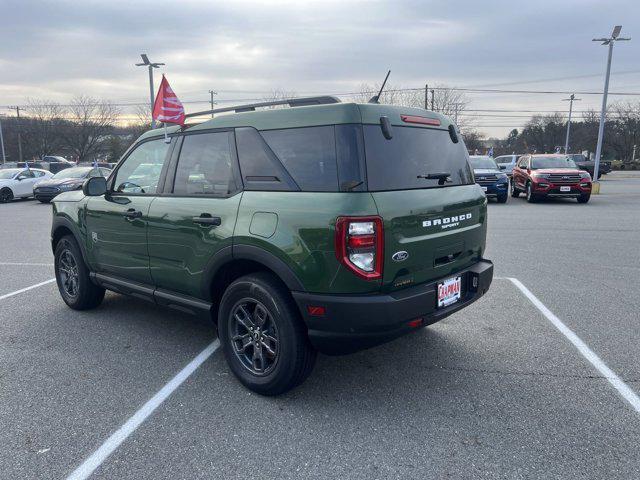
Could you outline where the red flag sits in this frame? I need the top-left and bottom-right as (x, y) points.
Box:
(152, 75), (185, 125)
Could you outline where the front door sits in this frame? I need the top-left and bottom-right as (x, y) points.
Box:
(14, 170), (37, 197)
(85, 137), (173, 285)
(147, 130), (242, 298)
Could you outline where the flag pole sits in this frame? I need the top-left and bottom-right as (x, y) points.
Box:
(164, 122), (170, 143)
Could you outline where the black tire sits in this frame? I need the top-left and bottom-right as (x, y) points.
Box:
(577, 194), (590, 204)
(218, 271), (317, 396)
(510, 181), (520, 198)
(526, 182), (537, 203)
(0, 188), (13, 203)
(497, 193), (508, 204)
(38, 199), (50, 204)
(54, 235), (105, 310)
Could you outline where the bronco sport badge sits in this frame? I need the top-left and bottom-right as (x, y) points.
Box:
(423, 213), (472, 230)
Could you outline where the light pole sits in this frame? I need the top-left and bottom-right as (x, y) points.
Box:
(592, 25), (630, 183)
(0, 114), (6, 163)
(562, 94), (581, 153)
(135, 54), (165, 128)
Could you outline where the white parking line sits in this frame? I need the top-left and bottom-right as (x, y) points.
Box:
(0, 278), (56, 301)
(508, 277), (640, 414)
(66, 339), (221, 480)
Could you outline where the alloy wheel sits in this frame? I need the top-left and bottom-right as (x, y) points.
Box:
(58, 249), (79, 298)
(229, 299), (279, 376)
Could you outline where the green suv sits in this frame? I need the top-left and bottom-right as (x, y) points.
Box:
(51, 96), (493, 395)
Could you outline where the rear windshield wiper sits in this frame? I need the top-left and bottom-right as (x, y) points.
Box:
(417, 172), (451, 185)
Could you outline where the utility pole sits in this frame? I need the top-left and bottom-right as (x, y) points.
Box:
(430, 89), (435, 111)
(209, 90), (218, 118)
(8, 106), (23, 163)
(592, 25), (630, 183)
(562, 94), (581, 153)
(0, 114), (6, 163)
(135, 54), (165, 128)
(424, 84), (428, 110)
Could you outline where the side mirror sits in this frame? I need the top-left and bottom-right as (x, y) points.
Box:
(83, 176), (107, 196)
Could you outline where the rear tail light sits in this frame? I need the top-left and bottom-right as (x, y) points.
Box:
(335, 216), (384, 280)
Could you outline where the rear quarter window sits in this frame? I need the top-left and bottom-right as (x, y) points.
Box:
(261, 126), (338, 192)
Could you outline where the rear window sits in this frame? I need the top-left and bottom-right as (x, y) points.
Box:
(363, 125), (474, 191)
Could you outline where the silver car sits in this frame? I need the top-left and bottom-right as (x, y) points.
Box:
(494, 154), (519, 178)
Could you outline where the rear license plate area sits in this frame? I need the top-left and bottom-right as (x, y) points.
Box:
(437, 276), (461, 308)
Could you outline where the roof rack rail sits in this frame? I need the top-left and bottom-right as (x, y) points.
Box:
(184, 95), (341, 119)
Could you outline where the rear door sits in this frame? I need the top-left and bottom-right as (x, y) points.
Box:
(147, 130), (242, 298)
(362, 123), (485, 293)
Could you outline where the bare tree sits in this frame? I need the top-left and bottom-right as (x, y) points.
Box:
(352, 83), (473, 130)
(61, 96), (119, 162)
(22, 99), (66, 159)
(261, 89), (298, 108)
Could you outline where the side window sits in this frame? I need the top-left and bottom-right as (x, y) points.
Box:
(235, 127), (298, 191)
(113, 139), (171, 194)
(17, 170), (35, 179)
(261, 126), (338, 192)
(88, 168), (102, 178)
(33, 170), (45, 177)
(100, 168), (112, 177)
(517, 157), (527, 168)
(335, 124), (366, 191)
(173, 132), (237, 196)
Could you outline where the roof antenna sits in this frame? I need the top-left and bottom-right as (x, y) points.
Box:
(368, 70), (391, 104)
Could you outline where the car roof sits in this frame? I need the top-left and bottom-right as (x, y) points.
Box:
(530, 154), (568, 157)
(136, 102), (455, 142)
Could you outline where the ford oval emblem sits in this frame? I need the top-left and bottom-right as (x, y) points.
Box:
(392, 251), (409, 262)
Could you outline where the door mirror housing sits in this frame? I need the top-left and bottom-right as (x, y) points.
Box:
(83, 176), (107, 196)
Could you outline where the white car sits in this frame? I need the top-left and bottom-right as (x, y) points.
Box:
(0, 168), (53, 203)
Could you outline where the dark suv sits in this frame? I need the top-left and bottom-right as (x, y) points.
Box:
(50, 97), (493, 395)
(567, 154), (611, 179)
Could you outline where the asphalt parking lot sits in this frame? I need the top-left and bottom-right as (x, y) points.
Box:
(1, 172), (639, 479)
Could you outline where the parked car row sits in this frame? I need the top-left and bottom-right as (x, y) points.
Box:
(469, 154), (593, 204)
(492, 153), (610, 180)
(0, 166), (111, 203)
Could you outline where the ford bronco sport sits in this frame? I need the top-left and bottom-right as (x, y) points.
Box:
(51, 96), (493, 395)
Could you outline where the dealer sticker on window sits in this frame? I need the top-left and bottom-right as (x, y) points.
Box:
(437, 276), (462, 308)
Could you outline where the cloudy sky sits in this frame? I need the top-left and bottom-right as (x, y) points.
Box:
(1, 0), (639, 136)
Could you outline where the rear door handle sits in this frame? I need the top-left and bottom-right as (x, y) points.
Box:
(192, 214), (222, 226)
(123, 208), (143, 219)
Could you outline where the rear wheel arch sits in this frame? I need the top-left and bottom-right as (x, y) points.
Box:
(204, 246), (306, 324)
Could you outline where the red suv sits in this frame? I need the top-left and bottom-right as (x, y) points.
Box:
(511, 154), (592, 203)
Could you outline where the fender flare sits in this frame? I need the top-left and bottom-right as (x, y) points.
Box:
(51, 215), (90, 267)
(201, 244), (306, 300)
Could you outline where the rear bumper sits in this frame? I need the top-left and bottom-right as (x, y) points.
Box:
(293, 259), (493, 355)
